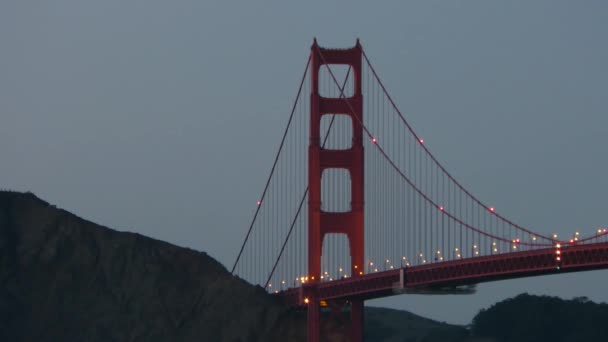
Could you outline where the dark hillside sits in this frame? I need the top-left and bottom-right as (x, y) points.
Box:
(0, 191), (308, 341)
(472, 293), (608, 342)
(365, 307), (469, 341)
(0, 191), (470, 341)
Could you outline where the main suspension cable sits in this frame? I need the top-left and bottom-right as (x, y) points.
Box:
(232, 56), (311, 274)
(360, 49), (556, 243)
(317, 46), (551, 247)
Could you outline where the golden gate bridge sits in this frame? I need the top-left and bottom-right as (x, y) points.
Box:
(231, 39), (608, 342)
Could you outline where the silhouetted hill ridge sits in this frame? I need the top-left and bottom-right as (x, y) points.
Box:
(0, 191), (304, 341)
(0, 191), (469, 341)
(5, 191), (605, 341)
(471, 293), (608, 342)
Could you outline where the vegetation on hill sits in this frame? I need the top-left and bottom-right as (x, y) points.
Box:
(471, 293), (608, 342)
(365, 307), (469, 342)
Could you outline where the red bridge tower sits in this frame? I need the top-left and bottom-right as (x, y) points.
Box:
(308, 39), (365, 342)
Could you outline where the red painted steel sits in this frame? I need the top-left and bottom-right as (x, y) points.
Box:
(308, 39), (364, 280)
(281, 242), (608, 307)
(308, 39), (365, 342)
(306, 284), (320, 342)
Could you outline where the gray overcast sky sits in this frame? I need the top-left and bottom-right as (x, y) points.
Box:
(2, 1), (607, 324)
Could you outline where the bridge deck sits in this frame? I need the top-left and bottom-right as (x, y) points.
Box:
(279, 241), (608, 307)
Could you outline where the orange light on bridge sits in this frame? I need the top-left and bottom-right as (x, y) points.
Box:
(304, 298), (310, 304)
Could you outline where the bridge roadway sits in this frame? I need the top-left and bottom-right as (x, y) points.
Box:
(279, 241), (608, 307)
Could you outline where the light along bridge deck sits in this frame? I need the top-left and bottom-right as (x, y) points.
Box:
(279, 241), (608, 307)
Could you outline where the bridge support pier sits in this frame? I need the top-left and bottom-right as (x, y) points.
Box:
(350, 299), (364, 342)
(306, 297), (364, 342)
(307, 299), (320, 342)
